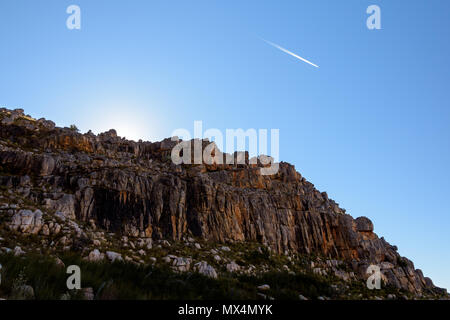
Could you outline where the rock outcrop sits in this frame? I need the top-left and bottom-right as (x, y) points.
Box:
(0, 107), (446, 296)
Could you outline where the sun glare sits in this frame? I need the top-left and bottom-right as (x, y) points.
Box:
(82, 102), (162, 143)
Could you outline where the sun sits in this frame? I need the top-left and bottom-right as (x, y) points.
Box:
(82, 101), (161, 143)
(103, 112), (145, 141)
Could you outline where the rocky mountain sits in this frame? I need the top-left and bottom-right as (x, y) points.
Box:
(0, 107), (447, 300)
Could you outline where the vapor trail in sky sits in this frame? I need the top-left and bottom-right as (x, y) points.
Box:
(261, 39), (319, 68)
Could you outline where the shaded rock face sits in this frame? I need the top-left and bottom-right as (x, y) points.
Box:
(0, 108), (443, 294)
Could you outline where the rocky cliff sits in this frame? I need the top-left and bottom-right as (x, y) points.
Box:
(0, 108), (447, 298)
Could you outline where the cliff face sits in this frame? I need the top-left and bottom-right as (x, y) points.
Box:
(0, 108), (445, 295)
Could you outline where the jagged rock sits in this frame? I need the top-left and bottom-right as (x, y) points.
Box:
(10, 209), (43, 234)
(37, 118), (55, 130)
(88, 249), (105, 262)
(45, 195), (76, 220)
(12, 108), (24, 116)
(313, 268), (324, 276)
(326, 260), (342, 268)
(39, 155), (55, 176)
(68, 221), (83, 236)
(194, 261), (218, 279)
(257, 284), (270, 291)
(380, 262), (395, 270)
(106, 251), (123, 262)
(173, 257), (192, 272)
(1, 116), (13, 125)
(0, 107), (445, 295)
(14, 246), (25, 256)
(246, 265), (257, 275)
(136, 238), (152, 249)
(355, 217), (374, 232)
(226, 261), (241, 273)
(54, 212), (68, 222)
(334, 270), (351, 282)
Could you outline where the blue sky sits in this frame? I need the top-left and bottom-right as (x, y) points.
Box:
(1, 0), (449, 290)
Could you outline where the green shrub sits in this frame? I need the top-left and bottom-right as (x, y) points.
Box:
(0, 252), (337, 300)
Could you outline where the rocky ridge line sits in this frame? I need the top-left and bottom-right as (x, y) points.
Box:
(0, 107), (447, 297)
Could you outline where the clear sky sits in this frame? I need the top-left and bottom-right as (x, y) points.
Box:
(1, 0), (449, 290)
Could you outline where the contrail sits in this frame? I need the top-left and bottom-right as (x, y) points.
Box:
(261, 38), (319, 68)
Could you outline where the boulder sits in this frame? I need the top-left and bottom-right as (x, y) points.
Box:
(173, 257), (192, 272)
(257, 284), (270, 291)
(10, 210), (43, 234)
(37, 118), (56, 130)
(226, 261), (241, 273)
(106, 251), (123, 262)
(194, 261), (218, 279)
(88, 249), (105, 262)
(355, 217), (374, 232)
